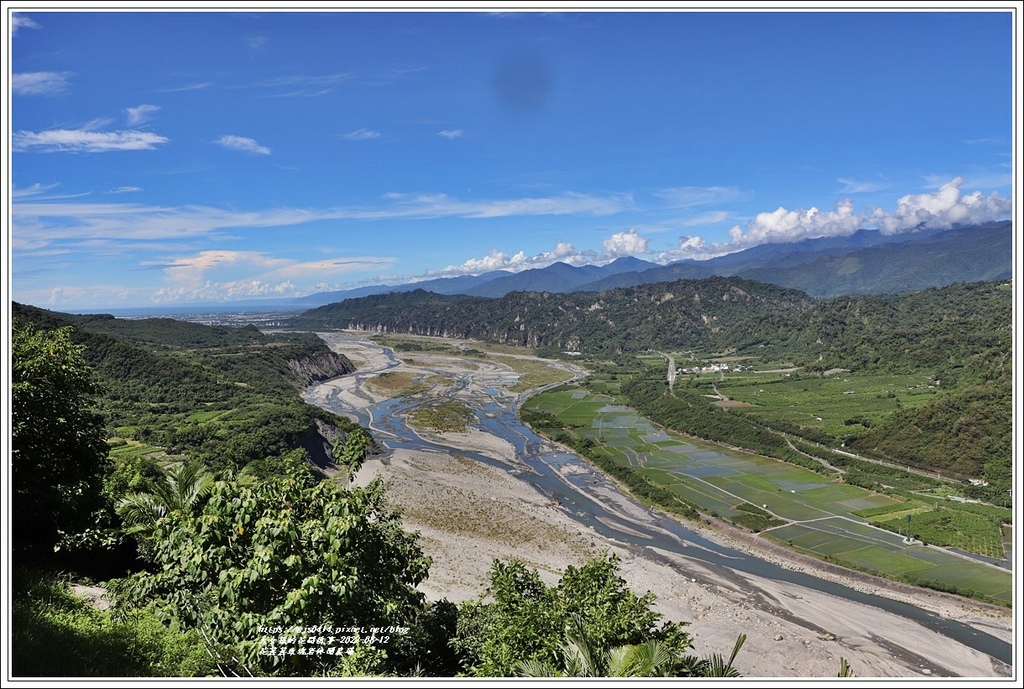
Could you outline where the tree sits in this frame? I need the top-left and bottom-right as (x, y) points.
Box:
(452, 553), (696, 677)
(116, 462), (215, 538)
(12, 321), (111, 560)
(111, 472), (431, 676)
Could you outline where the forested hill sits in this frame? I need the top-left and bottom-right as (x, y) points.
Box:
(12, 302), (358, 472)
(294, 276), (817, 354)
(292, 277), (1011, 378)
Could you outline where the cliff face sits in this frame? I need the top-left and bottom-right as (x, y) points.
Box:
(287, 351), (356, 387)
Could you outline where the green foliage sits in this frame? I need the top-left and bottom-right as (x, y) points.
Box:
(847, 381), (1012, 490)
(730, 503), (786, 532)
(332, 428), (374, 480)
(12, 320), (112, 561)
(11, 570), (216, 677)
(514, 614), (722, 678)
(622, 376), (796, 465)
(111, 473), (430, 676)
(12, 302), (357, 478)
(116, 462), (215, 539)
(103, 451), (163, 504)
(451, 554), (694, 677)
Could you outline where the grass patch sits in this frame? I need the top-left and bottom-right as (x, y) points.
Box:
(409, 400), (475, 433)
(491, 354), (576, 392)
(365, 371), (442, 397)
(12, 571), (216, 677)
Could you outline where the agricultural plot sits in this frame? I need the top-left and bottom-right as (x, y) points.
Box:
(109, 439), (172, 463)
(709, 372), (941, 437)
(765, 522), (1011, 603)
(523, 385), (1012, 605)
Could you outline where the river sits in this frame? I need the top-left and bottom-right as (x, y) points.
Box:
(304, 332), (1012, 668)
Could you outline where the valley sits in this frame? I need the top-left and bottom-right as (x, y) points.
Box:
(302, 331), (1012, 678)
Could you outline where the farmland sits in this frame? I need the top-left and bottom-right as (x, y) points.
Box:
(522, 379), (1012, 606)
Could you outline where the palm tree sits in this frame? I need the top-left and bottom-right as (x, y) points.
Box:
(116, 462), (214, 537)
(516, 614), (746, 678)
(695, 633), (746, 677)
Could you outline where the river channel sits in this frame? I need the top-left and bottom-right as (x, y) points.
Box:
(304, 332), (1012, 668)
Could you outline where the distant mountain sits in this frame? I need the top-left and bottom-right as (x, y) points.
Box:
(463, 256), (660, 297)
(296, 221), (1008, 306)
(733, 223), (1012, 297)
(572, 222), (1011, 297)
(104, 221), (1010, 315)
(292, 256), (663, 305)
(293, 270), (511, 306)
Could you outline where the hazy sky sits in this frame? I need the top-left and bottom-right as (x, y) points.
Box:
(6, 6), (1017, 310)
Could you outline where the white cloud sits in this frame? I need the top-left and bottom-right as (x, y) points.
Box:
(12, 14), (41, 35)
(12, 191), (633, 254)
(837, 177), (887, 194)
(343, 128), (381, 140)
(107, 186), (143, 194)
(603, 228), (649, 257)
(214, 134), (271, 155)
(653, 186), (746, 208)
(257, 73), (351, 97)
(149, 250), (395, 302)
(12, 71), (72, 95)
(444, 249), (515, 274)
(13, 129), (170, 152)
(125, 104), (161, 125)
(12, 182), (61, 198)
(374, 192), (629, 219)
(677, 211), (732, 227)
(868, 177), (1011, 234)
(441, 239), (591, 276)
(438, 129), (463, 139)
(680, 177), (1014, 257)
(245, 35), (268, 51)
(674, 235), (706, 252)
(158, 81), (212, 93)
(728, 198), (863, 247)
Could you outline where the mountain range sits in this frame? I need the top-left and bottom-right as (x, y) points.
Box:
(295, 220), (1012, 306)
(87, 221), (1011, 315)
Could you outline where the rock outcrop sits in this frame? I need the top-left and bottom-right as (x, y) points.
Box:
(287, 351), (355, 387)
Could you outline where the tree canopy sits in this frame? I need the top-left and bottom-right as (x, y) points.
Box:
(111, 469), (431, 676)
(12, 321), (111, 560)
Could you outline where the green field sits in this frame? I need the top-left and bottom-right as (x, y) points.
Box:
(523, 385), (1012, 605)
(692, 369), (942, 438)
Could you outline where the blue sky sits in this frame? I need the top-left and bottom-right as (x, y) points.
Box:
(6, 6), (1018, 311)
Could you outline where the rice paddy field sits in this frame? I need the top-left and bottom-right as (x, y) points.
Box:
(523, 385), (1012, 605)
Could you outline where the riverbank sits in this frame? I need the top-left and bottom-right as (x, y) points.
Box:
(320, 332), (1015, 679)
(355, 444), (1013, 679)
